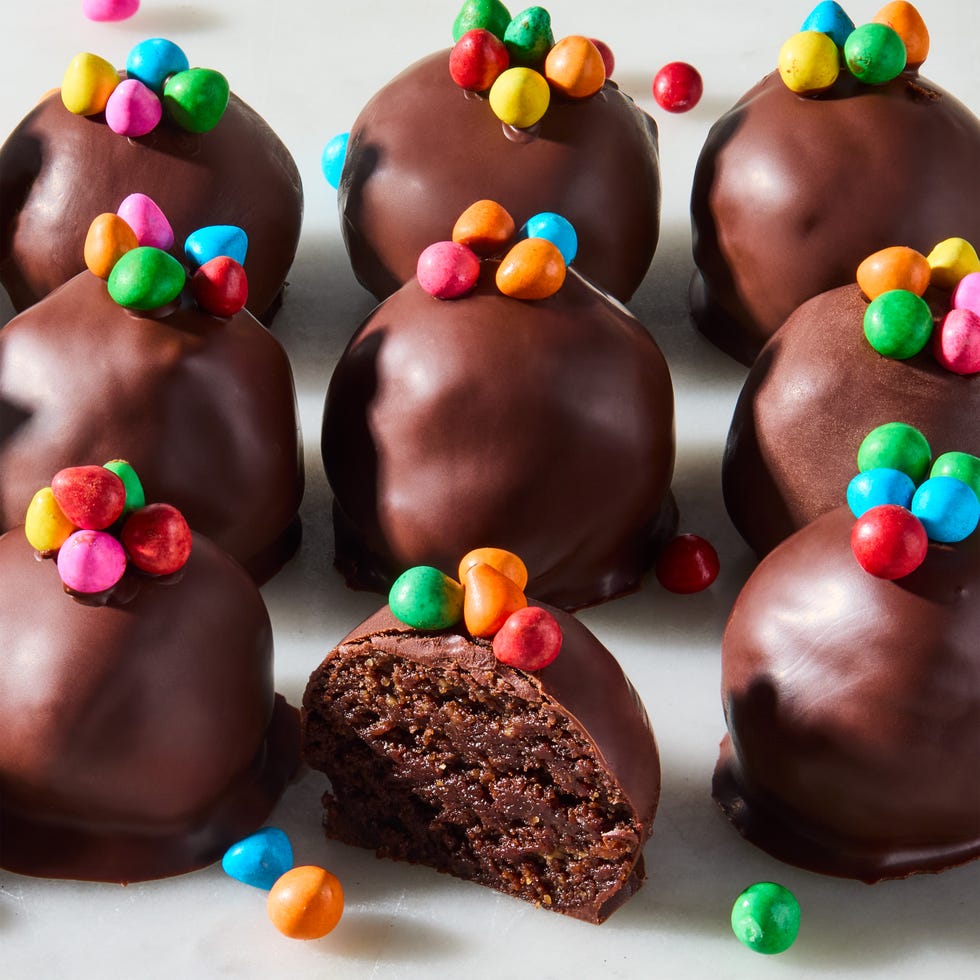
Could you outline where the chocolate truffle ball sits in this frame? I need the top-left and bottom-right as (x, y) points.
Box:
(0, 528), (298, 882)
(0, 271), (304, 581)
(691, 71), (980, 363)
(302, 603), (660, 923)
(0, 89), (302, 321)
(322, 264), (676, 610)
(714, 506), (980, 881)
(723, 283), (979, 558)
(339, 50), (660, 303)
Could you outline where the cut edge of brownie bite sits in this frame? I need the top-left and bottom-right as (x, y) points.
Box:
(302, 631), (647, 923)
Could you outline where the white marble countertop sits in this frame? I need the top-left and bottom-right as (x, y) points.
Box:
(1, 1), (978, 976)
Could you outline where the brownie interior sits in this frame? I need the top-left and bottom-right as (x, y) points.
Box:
(303, 643), (646, 922)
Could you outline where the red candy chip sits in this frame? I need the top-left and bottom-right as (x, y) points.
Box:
(850, 504), (928, 579)
(191, 256), (249, 317)
(492, 606), (563, 671)
(450, 29), (510, 92)
(652, 61), (703, 113)
(655, 534), (720, 593)
(121, 503), (193, 575)
(589, 38), (615, 79)
(51, 465), (126, 530)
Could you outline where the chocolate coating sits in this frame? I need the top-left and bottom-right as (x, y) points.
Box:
(0, 89), (303, 321)
(714, 506), (980, 881)
(322, 264), (676, 610)
(691, 71), (980, 364)
(340, 50), (660, 303)
(0, 271), (304, 581)
(0, 528), (299, 882)
(302, 603), (660, 922)
(723, 283), (980, 557)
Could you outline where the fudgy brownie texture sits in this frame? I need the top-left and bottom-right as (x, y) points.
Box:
(302, 608), (660, 923)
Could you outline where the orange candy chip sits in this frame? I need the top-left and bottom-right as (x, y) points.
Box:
(452, 200), (516, 257)
(267, 866), (344, 940)
(458, 547), (529, 590)
(463, 562), (528, 638)
(856, 245), (931, 300)
(84, 213), (138, 279)
(496, 238), (566, 300)
(873, 2), (930, 69)
(544, 36), (606, 99)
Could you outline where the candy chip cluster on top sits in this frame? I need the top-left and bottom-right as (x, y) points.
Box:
(320, 4), (615, 189)
(778, 1), (929, 94)
(25, 461), (193, 597)
(847, 424), (980, 578)
(417, 200), (576, 301)
(83, 196), (249, 316)
(449, 3), (613, 130)
(61, 38), (229, 137)
(856, 237), (980, 375)
(387, 548), (564, 672)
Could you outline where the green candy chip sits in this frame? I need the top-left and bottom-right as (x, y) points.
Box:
(731, 882), (801, 955)
(863, 289), (933, 359)
(857, 422), (932, 483)
(453, 0), (512, 42)
(389, 566), (464, 631)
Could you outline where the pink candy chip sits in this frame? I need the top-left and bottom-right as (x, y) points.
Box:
(82, 0), (140, 21)
(117, 193), (174, 250)
(417, 241), (481, 299)
(951, 271), (980, 317)
(934, 308), (980, 375)
(105, 79), (162, 138)
(57, 529), (128, 594)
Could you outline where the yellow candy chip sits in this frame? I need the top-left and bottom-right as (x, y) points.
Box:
(25, 487), (76, 554)
(927, 237), (980, 290)
(778, 31), (840, 94)
(488, 67), (551, 129)
(61, 52), (120, 116)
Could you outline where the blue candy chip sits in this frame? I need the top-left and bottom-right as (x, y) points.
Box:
(846, 467), (916, 518)
(184, 225), (248, 268)
(322, 132), (350, 190)
(911, 476), (980, 543)
(126, 38), (190, 95)
(520, 212), (577, 264)
(221, 827), (294, 890)
(801, 1), (856, 50)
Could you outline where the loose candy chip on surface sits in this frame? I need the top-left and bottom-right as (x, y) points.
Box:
(267, 867), (344, 940)
(731, 882), (801, 955)
(223, 828), (294, 891)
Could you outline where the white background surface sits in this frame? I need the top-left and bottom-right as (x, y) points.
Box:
(1, 1), (978, 977)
